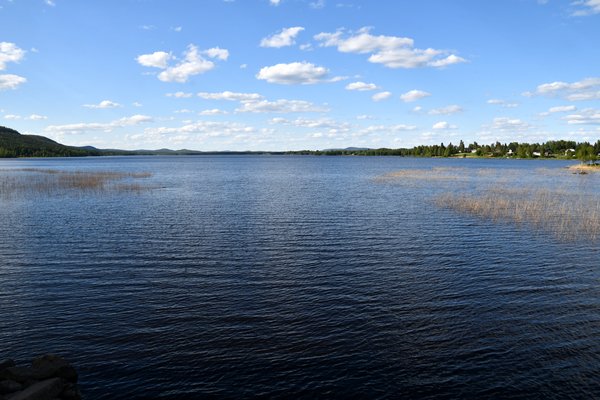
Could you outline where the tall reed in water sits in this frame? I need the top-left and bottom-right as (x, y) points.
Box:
(0, 168), (152, 198)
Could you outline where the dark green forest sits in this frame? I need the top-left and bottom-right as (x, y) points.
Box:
(0, 126), (100, 157)
(289, 140), (600, 163)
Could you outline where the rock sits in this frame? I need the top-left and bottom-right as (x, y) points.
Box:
(0, 367), (39, 384)
(31, 356), (77, 383)
(6, 378), (63, 400)
(58, 384), (81, 400)
(0, 381), (22, 395)
(0, 361), (15, 373)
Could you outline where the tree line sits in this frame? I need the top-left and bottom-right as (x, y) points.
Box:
(290, 140), (600, 163)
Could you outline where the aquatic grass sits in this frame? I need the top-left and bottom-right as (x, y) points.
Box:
(375, 168), (471, 186)
(378, 166), (600, 242)
(567, 164), (600, 174)
(0, 168), (153, 198)
(436, 188), (600, 241)
(376, 167), (522, 183)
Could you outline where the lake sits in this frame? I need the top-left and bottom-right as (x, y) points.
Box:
(1, 156), (599, 399)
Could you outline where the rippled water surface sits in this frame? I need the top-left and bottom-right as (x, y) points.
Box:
(1, 156), (599, 399)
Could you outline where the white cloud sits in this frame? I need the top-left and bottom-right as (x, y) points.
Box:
(172, 26), (183, 32)
(260, 26), (305, 48)
(400, 89), (431, 102)
(132, 102), (143, 107)
(45, 122), (112, 134)
(309, 0), (326, 8)
(563, 108), (600, 125)
(432, 121), (456, 130)
(271, 117), (353, 140)
(486, 98), (518, 108)
(174, 109), (194, 114)
(0, 74), (26, 91)
(45, 0), (56, 6)
(136, 51), (171, 68)
(490, 117), (531, 131)
(83, 100), (122, 109)
(166, 91), (194, 98)
(144, 120), (255, 138)
(4, 114), (21, 120)
(314, 27), (467, 69)
(198, 91), (263, 101)
(540, 105), (577, 116)
(269, 117), (350, 131)
(548, 106), (577, 113)
(138, 45), (228, 83)
(236, 99), (329, 113)
(572, 0), (600, 16)
(256, 61), (334, 84)
(45, 115), (153, 134)
(0, 43), (26, 90)
(428, 105), (463, 115)
(203, 47), (229, 61)
(269, 0), (281, 4)
(345, 81), (378, 91)
(532, 77), (600, 101)
(356, 114), (374, 120)
(199, 109), (228, 115)
(428, 54), (466, 68)
(28, 114), (48, 120)
(361, 124), (417, 134)
(549, 105), (577, 113)
(158, 45), (216, 83)
(115, 115), (153, 125)
(372, 91), (391, 102)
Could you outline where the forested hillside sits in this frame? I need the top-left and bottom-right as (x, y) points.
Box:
(0, 126), (98, 157)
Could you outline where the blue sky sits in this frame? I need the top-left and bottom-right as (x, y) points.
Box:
(1, 0), (599, 150)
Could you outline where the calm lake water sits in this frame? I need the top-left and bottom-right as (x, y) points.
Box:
(1, 156), (599, 399)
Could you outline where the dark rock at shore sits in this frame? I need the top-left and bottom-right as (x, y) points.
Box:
(0, 367), (39, 384)
(7, 378), (63, 400)
(0, 361), (15, 372)
(0, 356), (80, 400)
(31, 355), (77, 383)
(0, 380), (22, 394)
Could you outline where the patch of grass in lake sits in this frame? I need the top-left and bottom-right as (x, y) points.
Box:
(0, 168), (153, 198)
(379, 166), (600, 242)
(437, 188), (600, 241)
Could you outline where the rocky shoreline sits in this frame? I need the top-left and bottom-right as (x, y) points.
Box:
(0, 355), (81, 400)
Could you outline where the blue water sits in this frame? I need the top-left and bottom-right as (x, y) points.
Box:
(1, 156), (599, 399)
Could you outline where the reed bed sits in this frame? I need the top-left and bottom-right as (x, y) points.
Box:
(437, 189), (600, 241)
(0, 168), (152, 198)
(379, 166), (600, 241)
(567, 164), (600, 174)
(376, 167), (468, 182)
(376, 167), (521, 183)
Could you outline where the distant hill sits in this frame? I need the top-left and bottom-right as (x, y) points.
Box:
(0, 126), (100, 158)
(0, 127), (290, 158)
(322, 147), (371, 152)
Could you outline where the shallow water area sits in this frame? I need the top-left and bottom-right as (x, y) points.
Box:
(1, 156), (599, 399)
